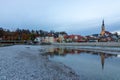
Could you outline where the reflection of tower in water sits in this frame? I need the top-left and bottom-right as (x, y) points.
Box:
(100, 53), (117, 70)
(100, 53), (105, 70)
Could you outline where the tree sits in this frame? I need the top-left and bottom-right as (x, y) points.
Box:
(0, 28), (4, 37)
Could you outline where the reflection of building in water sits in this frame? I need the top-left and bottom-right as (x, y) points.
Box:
(58, 48), (64, 55)
(100, 53), (117, 70)
(49, 48), (54, 53)
(46, 48), (118, 69)
(100, 53), (105, 70)
(117, 55), (120, 57)
(47, 48), (84, 56)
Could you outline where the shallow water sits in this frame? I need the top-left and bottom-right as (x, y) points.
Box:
(45, 46), (120, 80)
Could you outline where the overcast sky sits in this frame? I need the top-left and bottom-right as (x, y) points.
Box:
(0, 0), (120, 35)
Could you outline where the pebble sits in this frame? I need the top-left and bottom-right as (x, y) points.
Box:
(0, 76), (7, 80)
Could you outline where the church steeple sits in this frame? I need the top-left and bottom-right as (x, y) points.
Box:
(102, 19), (105, 31)
(100, 19), (105, 36)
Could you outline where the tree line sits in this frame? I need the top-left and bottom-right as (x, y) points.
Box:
(0, 27), (67, 41)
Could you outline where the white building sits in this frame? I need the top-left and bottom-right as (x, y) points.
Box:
(48, 37), (54, 43)
(35, 36), (55, 43)
(34, 37), (42, 43)
(58, 34), (65, 43)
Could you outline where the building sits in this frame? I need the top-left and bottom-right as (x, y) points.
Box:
(100, 20), (111, 36)
(34, 37), (42, 44)
(99, 20), (116, 42)
(64, 35), (87, 42)
(100, 20), (106, 36)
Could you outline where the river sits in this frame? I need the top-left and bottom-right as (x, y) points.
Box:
(44, 46), (120, 80)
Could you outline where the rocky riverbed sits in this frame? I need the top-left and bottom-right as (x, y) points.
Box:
(0, 45), (79, 80)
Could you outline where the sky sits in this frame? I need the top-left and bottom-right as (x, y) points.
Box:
(0, 0), (120, 35)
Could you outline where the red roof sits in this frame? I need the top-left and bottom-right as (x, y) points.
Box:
(64, 35), (84, 39)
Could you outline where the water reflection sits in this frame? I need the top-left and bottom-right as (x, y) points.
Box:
(45, 47), (117, 70)
(43, 47), (120, 80)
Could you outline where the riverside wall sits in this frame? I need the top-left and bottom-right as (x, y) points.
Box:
(52, 42), (120, 47)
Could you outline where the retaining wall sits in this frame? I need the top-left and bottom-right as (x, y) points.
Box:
(52, 42), (120, 47)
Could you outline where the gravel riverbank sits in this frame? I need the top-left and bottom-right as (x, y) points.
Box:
(0, 45), (79, 80)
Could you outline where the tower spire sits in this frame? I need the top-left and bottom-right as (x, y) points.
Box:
(102, 19), (105, 31)
(100, 19), (105, 36)
(102, 19), (104, 26)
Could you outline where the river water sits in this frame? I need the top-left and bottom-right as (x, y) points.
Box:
(44, 46), (120, 80)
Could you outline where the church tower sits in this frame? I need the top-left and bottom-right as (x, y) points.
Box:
(100, 20), (105, 36)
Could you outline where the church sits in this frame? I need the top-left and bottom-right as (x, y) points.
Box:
(100, 20), (112, 37)
(99, 20), (118, 42)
